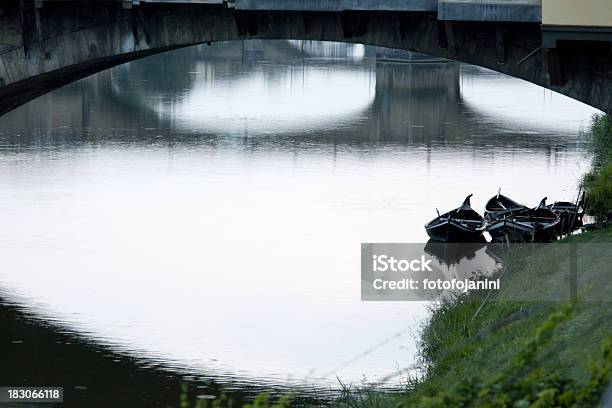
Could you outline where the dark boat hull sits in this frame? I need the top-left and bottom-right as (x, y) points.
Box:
(487, 218), (560, 243)
(557, 213), (583, 233)
(426, 219), (485, 243)
(484, 193), (528, 222)
(547, 202), (584, 233)
(425, 194), (486, 243)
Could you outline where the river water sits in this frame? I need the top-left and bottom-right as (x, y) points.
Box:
(0, 40), (600, 406)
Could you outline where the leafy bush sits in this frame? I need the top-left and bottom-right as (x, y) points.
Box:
(589, 114), (612, 167)
(584, 163), (612, 218)
(584, 114), (612, 219)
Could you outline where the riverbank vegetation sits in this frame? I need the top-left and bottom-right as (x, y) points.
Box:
(584, 114), (612, 219)
(396, 228), (612, 407)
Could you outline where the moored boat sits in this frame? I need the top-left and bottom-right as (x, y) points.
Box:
(484, 190), (528, 222)
(546, 201), (584, 233)
(486, 198), (561, 243)
(425, 195), (486, 242)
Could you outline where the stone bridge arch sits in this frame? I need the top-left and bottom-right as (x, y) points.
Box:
(0, 1), (610, 115)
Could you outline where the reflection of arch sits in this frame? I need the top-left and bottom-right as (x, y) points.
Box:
(106, 40), (376, 134)
(0, 45), (592, 160)
(0, 4), (610, 115)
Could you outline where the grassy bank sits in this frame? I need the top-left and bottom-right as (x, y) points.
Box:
(395, 229), (612, 407)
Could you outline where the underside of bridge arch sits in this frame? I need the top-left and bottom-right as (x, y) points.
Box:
(0, 2), (610, 116)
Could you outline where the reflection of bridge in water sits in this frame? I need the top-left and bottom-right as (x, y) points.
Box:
(0, 41), (591, 165)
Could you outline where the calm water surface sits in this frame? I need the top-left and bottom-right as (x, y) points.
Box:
(0, 41), (600, 405)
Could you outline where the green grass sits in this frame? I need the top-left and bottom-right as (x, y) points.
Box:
(386, 230), (612, 407)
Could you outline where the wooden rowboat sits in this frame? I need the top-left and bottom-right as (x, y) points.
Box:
(425, 195), (486, 243)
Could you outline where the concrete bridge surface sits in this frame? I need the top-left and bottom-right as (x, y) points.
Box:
(0, 0), (610, 115)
